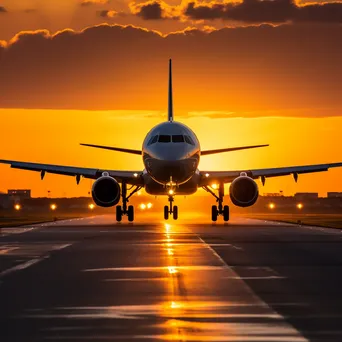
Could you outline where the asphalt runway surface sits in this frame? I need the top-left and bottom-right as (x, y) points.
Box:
(1, 215), (342, 341)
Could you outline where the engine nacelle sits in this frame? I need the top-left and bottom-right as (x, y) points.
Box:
(92, 175), (120, 207)
(229, 175), (259, 207)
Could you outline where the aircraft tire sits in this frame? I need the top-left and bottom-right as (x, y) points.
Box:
(128, 205), (134, 222)
(173, 206), (178, 220)
(223, 205), (229, 222)
(211, 205), (218, 222)
(164, 206), (169, 220)
(116, 205), (123, 222)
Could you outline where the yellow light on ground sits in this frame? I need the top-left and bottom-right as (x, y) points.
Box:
(140, 203), (146, 210)
(147, 202), (152, 209)
(167, 248), (173, 255)
(269, 203), (275, 209)
(165, 223), (171, 232)
(170, 301), (182, 309)
(14, 204), (21, 211)
(89, 203), (95, 210)
(168, 189), (174, 195)
(211, 183), (218, 190)
(50, 204), (57, 211)
(297, 203), (303, 209)
(168, 266), (178, 274)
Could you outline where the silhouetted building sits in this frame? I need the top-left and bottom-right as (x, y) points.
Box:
(328, 192), (342, 198)
(0, 192), (11, 209)
(8, 189), (31, 201)
(294, 192), (318, 200)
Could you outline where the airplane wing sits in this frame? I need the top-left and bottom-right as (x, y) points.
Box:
(200, 162), (342, 185)
(0, 159), (143, 185)
(80, 143), (141, 155)
(201, 144), (269, 156)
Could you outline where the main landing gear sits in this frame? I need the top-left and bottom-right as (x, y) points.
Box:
(203, 182), (230, 222)
(116, 182), (142, 222)
(164, 194), (178, 220)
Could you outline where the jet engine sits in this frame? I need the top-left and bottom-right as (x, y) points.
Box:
(92, 174), (121, 207)
(229, 174), (259, 207)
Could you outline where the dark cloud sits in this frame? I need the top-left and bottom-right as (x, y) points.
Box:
(129, 1), (179, 20)
(0, 24), (342, 117)
(134, 1), (163, 20)
(184, 0), (342, 23)
(0, 6), (7, 13)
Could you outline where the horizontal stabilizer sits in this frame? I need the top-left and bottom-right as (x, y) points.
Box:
(201, 144), (269, 156)
(80, 143), (141, 155)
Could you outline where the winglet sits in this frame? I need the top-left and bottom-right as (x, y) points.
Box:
(168, 59), (173, 122)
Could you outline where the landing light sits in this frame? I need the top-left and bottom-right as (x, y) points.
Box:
(205, 173), (210, 178)
(147, 202), (152, 209)
(297, 203), (303, 209)
(89, 203), (95, 210)
(50, 204), (57, 211)
(168, 189), (174, 195)
(133, 173), (138, 177)
(211, 183), (218, 190)
(14, 204), (21, 211)
(269, 203), (275, 209)
(140, 203), (146, 210)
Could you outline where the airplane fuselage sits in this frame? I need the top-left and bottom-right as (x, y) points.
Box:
(142, 121), (201, 195)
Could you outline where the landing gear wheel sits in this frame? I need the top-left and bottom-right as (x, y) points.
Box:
(116, 205), (123, 222)
(211, 205), (218, 222)
(223, 205), (229, 222)
(173, 206), (178, 220)
(164, 206), (169, 220)
(127, 205), (134, 222)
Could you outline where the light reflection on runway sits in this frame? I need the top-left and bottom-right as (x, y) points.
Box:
(0, 216), (315, 341)
(159, 222), (307, 342)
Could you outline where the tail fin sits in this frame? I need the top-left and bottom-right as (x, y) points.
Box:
(168, 59), (173, 122)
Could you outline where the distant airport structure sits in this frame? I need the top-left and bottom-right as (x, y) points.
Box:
(328, 192), (342, 198)
(294, 192), (319, 200)
(8, 189), (31, 201)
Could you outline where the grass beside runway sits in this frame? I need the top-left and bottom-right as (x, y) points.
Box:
(243, 213), (342, 229)
(0, 212), (91, 228)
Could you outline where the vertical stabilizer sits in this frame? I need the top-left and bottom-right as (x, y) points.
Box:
(168, 59), (173, 122)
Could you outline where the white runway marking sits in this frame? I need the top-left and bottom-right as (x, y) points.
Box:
(0, 258), (45, 278)
(195, 235), (308, 341)
(0, 244), (72, 279)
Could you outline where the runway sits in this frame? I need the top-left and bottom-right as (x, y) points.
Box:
(1, 216), (342, 341)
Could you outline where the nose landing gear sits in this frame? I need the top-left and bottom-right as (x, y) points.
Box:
(204, 182), (230, 222)
(164, 195), (178, 220)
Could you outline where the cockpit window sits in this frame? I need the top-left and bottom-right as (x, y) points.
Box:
(172, 135), (184, 143)
(158, 135), (171, 143)
(184, 135), (195, 145)
(148, 135), (158, 145)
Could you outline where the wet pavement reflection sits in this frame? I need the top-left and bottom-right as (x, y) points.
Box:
(0, 216), (314, 341)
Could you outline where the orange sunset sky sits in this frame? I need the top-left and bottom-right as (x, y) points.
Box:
(0, 0), (341, 197)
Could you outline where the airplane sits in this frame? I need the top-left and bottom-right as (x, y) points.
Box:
(1, 59), (341, 222)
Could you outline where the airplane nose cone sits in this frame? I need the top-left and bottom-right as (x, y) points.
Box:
(143, 145), (199, 185)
